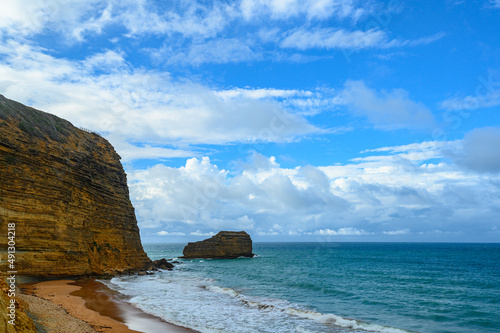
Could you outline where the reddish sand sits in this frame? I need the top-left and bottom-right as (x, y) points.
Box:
(25, 279), (197, 333)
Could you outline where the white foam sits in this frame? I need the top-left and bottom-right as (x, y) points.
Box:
(202, 283), (413, 333)
(295, 326), (320, 333)
(104, 271), (413, 333)
(204, 285), (240, 298)
(285, 307), (415, 333)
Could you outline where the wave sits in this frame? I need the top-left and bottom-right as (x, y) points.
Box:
(204, 285), (416, 333)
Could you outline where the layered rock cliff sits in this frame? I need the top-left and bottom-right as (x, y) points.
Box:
(0, 279), (36, 333)
(0, 95), (151, 277)
(182, 231), (254, 259)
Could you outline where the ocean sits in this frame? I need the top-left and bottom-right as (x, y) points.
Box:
(104, 243), (500, 333)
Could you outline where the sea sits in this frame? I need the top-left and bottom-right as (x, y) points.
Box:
(103, 243), (500, 333)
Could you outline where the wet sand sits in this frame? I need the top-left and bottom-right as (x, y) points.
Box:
(21, 279), (197, 333)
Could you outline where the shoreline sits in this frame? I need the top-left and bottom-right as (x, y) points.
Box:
(20, 278), (198, 333)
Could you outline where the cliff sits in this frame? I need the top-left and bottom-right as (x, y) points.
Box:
(0, 279), (36, 333)
(182, 231), (254, 259)
(0, 94), (151, 277)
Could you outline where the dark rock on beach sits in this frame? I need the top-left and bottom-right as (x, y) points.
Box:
(153, 258), (175, 270)
(182, 231), (254, 259)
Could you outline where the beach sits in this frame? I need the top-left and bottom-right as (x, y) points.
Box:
(19, 279), (197, 333)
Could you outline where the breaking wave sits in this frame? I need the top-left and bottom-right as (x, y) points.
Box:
(204, 285), (415, 333)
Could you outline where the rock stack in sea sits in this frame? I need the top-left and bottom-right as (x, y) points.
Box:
(182, 231), (254, 259)
(0, 94), (152, 277)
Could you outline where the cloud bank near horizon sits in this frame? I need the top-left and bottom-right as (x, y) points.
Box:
(129, 139), (500, 242)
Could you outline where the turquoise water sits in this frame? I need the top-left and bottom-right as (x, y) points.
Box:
(106, 243), (500, 333)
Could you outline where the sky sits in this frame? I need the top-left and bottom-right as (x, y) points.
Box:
(1, 0), (499, 243)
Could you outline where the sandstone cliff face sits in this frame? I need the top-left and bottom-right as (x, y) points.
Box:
(0, 95), (151, 277)
(0, 279), (36, 333)
(183, 231), (254, 259)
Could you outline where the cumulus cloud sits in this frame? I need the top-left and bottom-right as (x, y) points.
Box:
(340, 80), (436, 130)
(128, 154), (349, 236)
(128, 141), (500, 240)
(447, 127), (500, 173)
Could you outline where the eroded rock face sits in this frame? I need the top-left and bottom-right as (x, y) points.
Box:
(0, 95), (152, 277)
(182, 231), (254, 259)
(0, 278), (36, 333)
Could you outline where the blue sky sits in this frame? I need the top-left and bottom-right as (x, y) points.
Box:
(1, 0), (499, 243)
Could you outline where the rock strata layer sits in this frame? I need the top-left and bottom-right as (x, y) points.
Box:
(0, 95), (151, 277)
(0, 279), (36, 333)
(182, 231), (254, 259)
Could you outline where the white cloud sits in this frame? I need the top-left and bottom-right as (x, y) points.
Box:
(216, 87), (342, 116)
(111, 138), (195, 162)
(257, 231), (279, 236)
(134, 140), (475, 236)
(279, 28), (444, 51)
(440, 90), (500, 111)
(83, 50), (127, 70)
(117, 0), (237, 38)
(0, 0), (99, 37)
(127, 139), (500, 240)
(190, 230), (216, 237)
(440, 72), (500, 110)
(312, 227), (369, 236)
(358, 141), (452, 163)
(0, 0), (369, 49)
(0, 42), (321, 160)
(0, 0), (445, 68)
(240, 0), (366, 20)
(217, 88), (311, 100)
(0, 0), (235, 41)
(153, 38), (260, 66)
(281, 28), (388, 50)
(157, 231), (186, 236)
(129, 154), (349, 234)
(340, 80), (435, 130)
(384, 32), (446, 48)
(383, 229), (410, 235)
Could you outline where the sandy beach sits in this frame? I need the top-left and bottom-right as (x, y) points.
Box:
(19, 279), (197, 333)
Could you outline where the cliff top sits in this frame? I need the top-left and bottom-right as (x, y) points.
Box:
(0, 94), (76, 143)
